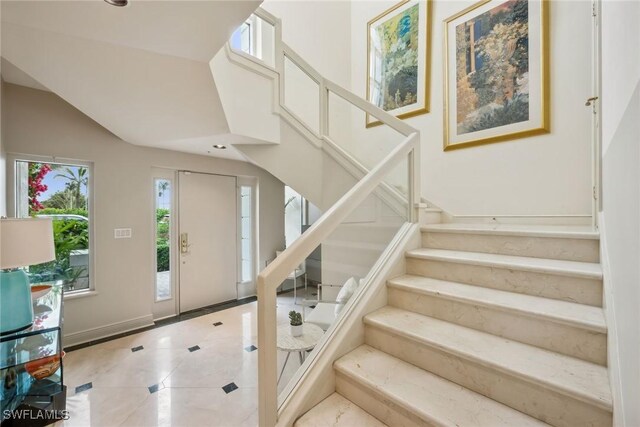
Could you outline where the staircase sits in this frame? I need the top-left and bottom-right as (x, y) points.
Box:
(295, 224), (612, 427)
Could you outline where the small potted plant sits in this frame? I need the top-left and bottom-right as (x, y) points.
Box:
(289, 310), (303, 337)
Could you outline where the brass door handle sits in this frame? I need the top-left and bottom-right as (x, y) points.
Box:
(585, 97), (598, 106)
(180, 233), (190, 254)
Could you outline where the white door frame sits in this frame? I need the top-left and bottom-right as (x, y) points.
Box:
(151, 168), (179, 320)
(591, 0), (603, 228)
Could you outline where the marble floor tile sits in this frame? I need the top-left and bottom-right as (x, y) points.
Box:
(61, 292), (315, 426)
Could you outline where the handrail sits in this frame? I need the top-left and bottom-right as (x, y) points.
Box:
(257, 132), (418, 426)
(227, 8), (422, 427)
(226, 7), (416, 138)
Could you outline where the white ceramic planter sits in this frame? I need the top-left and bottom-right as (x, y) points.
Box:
(290, 324), (303, 337)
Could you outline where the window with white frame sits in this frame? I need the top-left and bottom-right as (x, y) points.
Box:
(239, 185), (253, 283)
(155, 178), (172, 301)
(14, 159), (92, 293)
(231, 20), (254, 56)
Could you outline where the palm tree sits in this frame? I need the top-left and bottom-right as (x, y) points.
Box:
(158, 181), (170, 198)
(55, 167), (88, 209)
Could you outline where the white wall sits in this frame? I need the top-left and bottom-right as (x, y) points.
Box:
(0, 81), (5, 218)
(2, 83), (285, 345)
(600, 1), (640, 425)
(262, 0), (352, 89)
(350, 0), (594, 217)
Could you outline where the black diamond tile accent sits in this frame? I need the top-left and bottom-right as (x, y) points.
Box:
(213, 322), (223, 326)
(244, 345), (257, 352)
(131, 345), (144, 352)
(188, 345), (201, 352)
(148, 383), (165, 394)
(75, 382), (93, 394)
(222, 382), (238, 394)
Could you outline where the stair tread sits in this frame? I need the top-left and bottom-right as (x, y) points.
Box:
(422, 223), (599, 239)
(407, 248), (603, 279)
(295, 393), (387, 427)
(364, 307), (612, 412)
(335, 345), (549, 427)
(388, 275), (606, 333)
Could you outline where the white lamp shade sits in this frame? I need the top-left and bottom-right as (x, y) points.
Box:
(1, 218), (56, 269)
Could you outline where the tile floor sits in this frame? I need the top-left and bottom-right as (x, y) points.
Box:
(58, 292), (315, 426)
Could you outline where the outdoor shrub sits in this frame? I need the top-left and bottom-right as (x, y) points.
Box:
(157, 244), (170, 272)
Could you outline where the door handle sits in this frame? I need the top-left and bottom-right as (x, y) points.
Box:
(180, 233), (190, 254)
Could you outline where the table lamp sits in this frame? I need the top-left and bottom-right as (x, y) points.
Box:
(1, 218), (55, 335)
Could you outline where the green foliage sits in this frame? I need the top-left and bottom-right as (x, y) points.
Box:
(42, 189), (87, 210)
(38, 207), (89, 217)
(157, 244), (170, 272)
(289, 310), (302, 326)
(156, 208), (170, 222)
(28, 220), (88, 284)
(465, 95), (530, 133)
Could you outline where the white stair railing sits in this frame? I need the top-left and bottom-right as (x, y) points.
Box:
(224, 8), (421, 426)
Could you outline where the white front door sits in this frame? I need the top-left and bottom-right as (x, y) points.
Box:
(178, 171), (238, 312)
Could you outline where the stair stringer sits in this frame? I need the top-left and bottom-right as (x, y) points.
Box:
(275, 223), (422, 427)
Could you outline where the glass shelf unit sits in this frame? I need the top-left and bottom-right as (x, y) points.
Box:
(1, 284), (65, 424)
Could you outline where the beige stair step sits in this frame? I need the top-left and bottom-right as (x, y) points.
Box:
(407, 249), (602, 279)
(406, 249), (603, 306)
(387, 275), (606, 364)
(295, 392), (387, 427)
(422, 224), (600, 239)
(334, 345), (549, 427)
(364, 307), (612, 427)
(422, 224), (599, 262)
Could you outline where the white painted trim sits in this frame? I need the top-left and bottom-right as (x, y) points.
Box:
(441, 212), (593, 226)
(63, 314), (154, 347)
(276, 223), (421, 426)
(6, 152), (97, 295)
(258, 133), (418, 426)
(591, 0), (603, 227)
(598, 213), (625, 426)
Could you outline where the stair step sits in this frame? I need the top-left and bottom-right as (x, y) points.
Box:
(387, 275), (607, 364)
(422, 224), (600, 262)
(295, 392), (387, 427)
(406, 249), (603, 306)
(422, 224), (600, 239)
(407, 249), (602, 279)
(364, 307), (612, 427)
(334, 345), (549, 427)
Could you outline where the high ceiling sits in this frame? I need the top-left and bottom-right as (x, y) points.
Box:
(1, 0), (262, 161)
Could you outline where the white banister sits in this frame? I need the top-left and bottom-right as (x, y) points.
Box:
(257, 132), (418, 426)
(225, 8), (422, 426)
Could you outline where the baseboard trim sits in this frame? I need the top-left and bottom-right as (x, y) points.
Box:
(442, 213), (592, 226)
(64, 314), (154, 348)
(598, 213), (625, 426)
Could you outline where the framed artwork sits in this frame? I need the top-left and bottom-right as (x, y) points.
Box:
(366, 0), (432, 128)
(443, 0), (549, 150)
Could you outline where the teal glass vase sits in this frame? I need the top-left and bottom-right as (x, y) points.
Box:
(0, 270), (34, 335)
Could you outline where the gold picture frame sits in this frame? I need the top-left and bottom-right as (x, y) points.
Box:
(443, 0), (549, 150)
(366, 0), (432, 128)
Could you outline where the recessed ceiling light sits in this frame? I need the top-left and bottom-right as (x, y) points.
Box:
(213, 144), (227, 150)
(104, 0), (128, 7)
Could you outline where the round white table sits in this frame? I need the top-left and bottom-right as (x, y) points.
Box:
(277, 323), (324, 384)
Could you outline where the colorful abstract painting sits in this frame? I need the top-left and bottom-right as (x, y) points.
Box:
(367, 0), (431, 127)
(456, 0), (529, 134)
(444, 0), (548, 150)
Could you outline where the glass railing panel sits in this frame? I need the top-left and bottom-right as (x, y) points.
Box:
(229, 13), (276, 67)
(275, 154), (410, 395)
(327, 89), (407, 173)
(283, 55), (320, 134)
